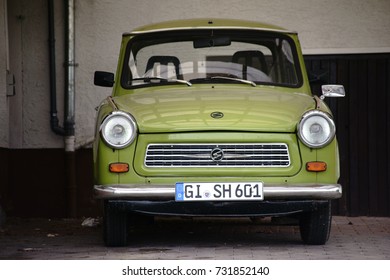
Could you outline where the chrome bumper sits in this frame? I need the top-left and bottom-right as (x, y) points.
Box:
(94, 183), (342, 200)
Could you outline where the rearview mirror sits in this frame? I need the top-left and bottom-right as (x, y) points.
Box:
(94, 71), (114, 87)
(320, 85), (345, 100)
(193, 37), (231, 48)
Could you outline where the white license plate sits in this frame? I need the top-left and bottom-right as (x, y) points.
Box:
(175, 182), (264, 201)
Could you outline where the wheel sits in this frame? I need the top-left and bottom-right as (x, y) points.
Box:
(103, 201), (128, 247)
(299, 201), (332, 245)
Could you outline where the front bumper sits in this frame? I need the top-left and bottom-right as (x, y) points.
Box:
(94, 183), (342, 200)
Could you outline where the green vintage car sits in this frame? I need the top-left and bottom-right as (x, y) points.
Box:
(93, 19), (344, 247)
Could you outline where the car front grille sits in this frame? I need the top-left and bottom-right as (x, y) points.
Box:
(145, 143), (290, 167)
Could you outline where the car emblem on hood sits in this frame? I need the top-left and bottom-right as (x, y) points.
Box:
(211, 147), (224, 162)
(210, 111), (224, 119)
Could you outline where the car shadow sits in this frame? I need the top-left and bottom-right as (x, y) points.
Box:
(125, 216), (302, 247)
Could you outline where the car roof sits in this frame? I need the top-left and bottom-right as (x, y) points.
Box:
(124, 18), (297, 36)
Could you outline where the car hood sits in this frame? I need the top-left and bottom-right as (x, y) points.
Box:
(113, 86), (315, 133)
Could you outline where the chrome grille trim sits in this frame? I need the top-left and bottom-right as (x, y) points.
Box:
(145, 143), (290, 167)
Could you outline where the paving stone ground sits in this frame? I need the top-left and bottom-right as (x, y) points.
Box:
(0, 216), (389, 260)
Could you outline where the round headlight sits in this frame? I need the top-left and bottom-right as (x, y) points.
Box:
(297, 110), (335, 148)
(100, 111), (137, 149)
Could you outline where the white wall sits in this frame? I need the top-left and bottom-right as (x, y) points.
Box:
(2, 0), (390, 149)
(4, 0), (65, 149)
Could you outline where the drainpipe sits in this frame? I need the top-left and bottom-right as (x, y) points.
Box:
(47, 0), (77, 218)
(64, 0), (76, 143)
(48, 0), (65, 136)
(64, 0), (77, 218)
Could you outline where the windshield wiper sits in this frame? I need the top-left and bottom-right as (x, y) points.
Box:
(131, 77), (192, 87)
(211, 76), (257, 87)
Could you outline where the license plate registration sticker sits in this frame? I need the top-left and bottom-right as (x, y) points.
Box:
(175, 182), (264, 201)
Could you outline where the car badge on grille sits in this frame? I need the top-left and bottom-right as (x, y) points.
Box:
(210, 111), (224, 119)
(210, 147), (224, 162)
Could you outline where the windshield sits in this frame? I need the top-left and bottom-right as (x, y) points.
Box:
(121, 30), (302, 88)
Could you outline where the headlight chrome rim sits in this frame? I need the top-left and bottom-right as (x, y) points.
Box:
(297, 110), (335, 148)
(100, 111), (137, 149)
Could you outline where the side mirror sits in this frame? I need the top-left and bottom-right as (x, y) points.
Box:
(94, 71), (114, 87)
(320, 85), (345, 100)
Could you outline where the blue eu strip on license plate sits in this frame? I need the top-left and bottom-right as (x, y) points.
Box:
(175, 182), (264, 201)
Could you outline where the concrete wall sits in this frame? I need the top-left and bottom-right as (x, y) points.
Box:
(4, 0), (65, 149)
(2, 0), (390, 149)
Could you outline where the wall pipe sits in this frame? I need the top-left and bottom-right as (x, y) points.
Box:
(64, 0), (76, 143)
(48, 0), (77, 217)
(48, 0), (65, 136)
(64, 0), (77, 218)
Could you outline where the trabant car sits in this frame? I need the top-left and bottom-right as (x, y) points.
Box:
(93, 19), (344, 246)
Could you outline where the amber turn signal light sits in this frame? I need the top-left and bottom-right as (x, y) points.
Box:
(306, 161), (327, 172)
(109, 162), (129, 173)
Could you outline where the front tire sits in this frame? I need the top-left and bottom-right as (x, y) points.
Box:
(103, 201), (128, 247)
(299, 201), (332, 245)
